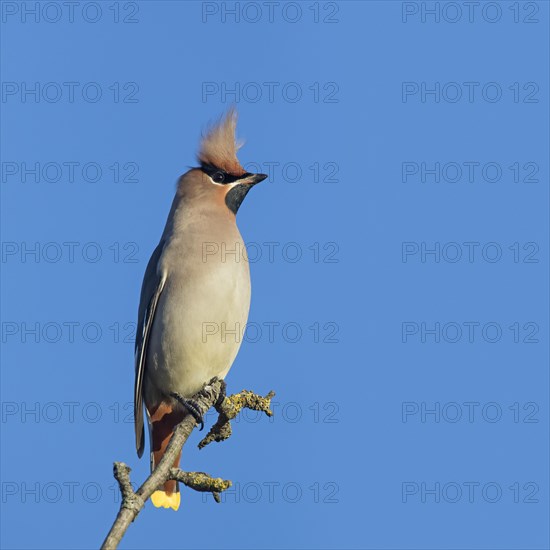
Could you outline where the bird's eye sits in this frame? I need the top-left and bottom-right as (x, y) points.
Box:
(212, 171), (225, 183)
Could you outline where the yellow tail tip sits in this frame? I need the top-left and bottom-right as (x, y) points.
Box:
(151, 490), (180, 511)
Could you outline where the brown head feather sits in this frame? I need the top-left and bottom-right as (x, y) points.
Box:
(197, 107), (246, 176)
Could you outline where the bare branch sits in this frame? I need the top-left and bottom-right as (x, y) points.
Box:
(100, 379), (274, 550)
(113, 463), (143, 513)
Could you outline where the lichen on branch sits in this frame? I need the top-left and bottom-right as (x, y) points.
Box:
(199, 389), (276, 449)
(100, 378), (275, 550)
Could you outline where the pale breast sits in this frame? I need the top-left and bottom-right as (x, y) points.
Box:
(144, 225), (251, 402)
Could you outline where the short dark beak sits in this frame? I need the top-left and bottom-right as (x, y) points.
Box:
(249, 173), (268, 185)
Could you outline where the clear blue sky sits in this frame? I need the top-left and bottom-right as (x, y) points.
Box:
(1, 1), (549, 549)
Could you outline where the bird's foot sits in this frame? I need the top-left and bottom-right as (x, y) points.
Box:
(214, 379), (227, 410)
(170, 393), (204, 431)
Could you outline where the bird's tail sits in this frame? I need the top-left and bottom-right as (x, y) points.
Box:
(148, 402), (184, 511)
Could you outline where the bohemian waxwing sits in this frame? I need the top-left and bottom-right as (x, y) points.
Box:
(133, 108), (267, 510)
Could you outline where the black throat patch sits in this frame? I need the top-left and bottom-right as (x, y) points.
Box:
(225, 183), (252, 214)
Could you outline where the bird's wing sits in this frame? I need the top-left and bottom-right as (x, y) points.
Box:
(134, 241), (166, 457)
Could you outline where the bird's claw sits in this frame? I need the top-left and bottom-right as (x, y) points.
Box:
(170, 393), (205, 431)
(214, 379), (227, 410)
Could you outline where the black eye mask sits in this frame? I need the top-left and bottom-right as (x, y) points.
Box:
(200, 163), (252, 185)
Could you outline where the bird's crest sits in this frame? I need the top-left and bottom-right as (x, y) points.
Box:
(197, 107), (246, 176)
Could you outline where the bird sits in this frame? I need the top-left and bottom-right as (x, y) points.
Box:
(133, 108), (267, 511)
